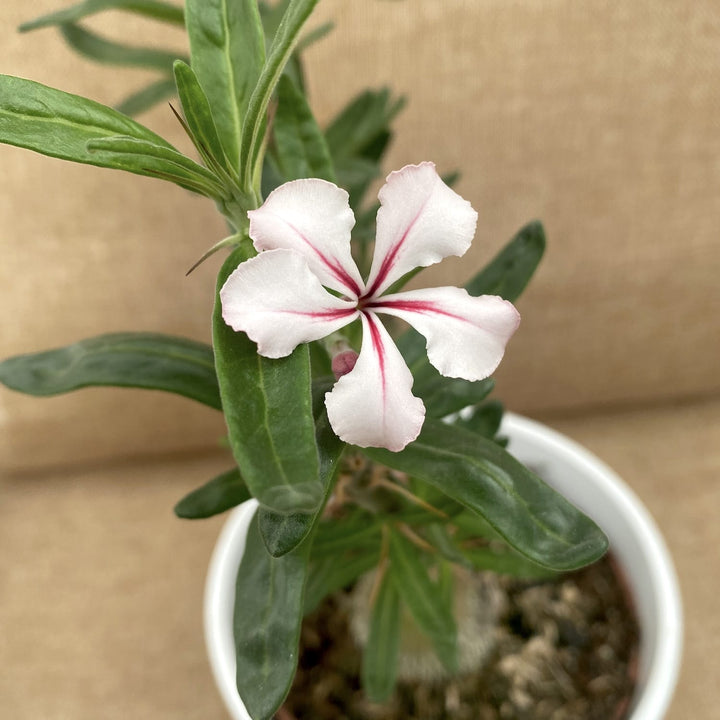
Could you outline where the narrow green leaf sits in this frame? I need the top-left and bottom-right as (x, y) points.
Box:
(296, 20), (334, 52)
(325, 88), (405, 160)
(174, 468), (250, 519)
(240, 0), (319, 190)
(303, 551), (378, 615)
(388, 528), (458, 674)
(86, 135), (226, 195)
(59, 22), (186, 72)
(0, 333), (221, 409)
(417, 370), (494, 419)
(0, 74), (175, 168)
(234, 512), (309, 720)
(455, 400), (504, 439)
(213, 246), (323, 514)
(173, 61), (233, 175)
(19, 0), (185, 32)
(311, 512), (382, 556)
(366, 421), (609, 571)
(462, 544), (558, 580)
(185, 0), (265, 171)
(271, 73), (335, 182)
(115, 77), (176, 116)
(257, 377), (346, 557)
(465, 220), (546, 302)
(362, 569), (401, 703)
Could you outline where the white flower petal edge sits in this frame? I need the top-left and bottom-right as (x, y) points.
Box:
(365, 162), (478, 297)
(248, 178), (364, 297)
(375, 287), (521, 381)
(220, 249), (358, 359)
(325, 313), (425, 452)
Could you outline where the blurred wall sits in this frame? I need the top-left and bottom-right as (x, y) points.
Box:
(2, 0), (719, 471)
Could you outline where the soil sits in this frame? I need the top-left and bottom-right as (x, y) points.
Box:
(278, 555), (639, 720)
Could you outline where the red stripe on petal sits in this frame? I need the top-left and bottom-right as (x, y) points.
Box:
(366, 194), (430, 298)
(280, 216), (362, 297)
(368, 298), (472, 324)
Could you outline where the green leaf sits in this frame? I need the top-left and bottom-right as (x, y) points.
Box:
(462, 544), (558, 580)
(325, 88), (405, 161)
(465, 220), (546, 302)
(19, 0), (185, 32)
(362, 568), (401, 703)
(388, 528), (458, 674)
(213, 246), (323, 514)
(115, 77), (177, 116)
(417, 370), (495, 419)
(234, 511), (309, 720)
(0, 74), (175, 168)
(455, 400), (504, 439)
(257, 395), (345, 557)
(185, 0), (265, 172)
(173, 60), (234, 175)
(59, 22), (186, 72)
(240, 0), (319, 190)
(303, 550), (378, 615)
(366, 420), (609, 571)
(271, 73), (335, 182)
(0, 333), (221, 409)
(174, 468), (251, 519)
(86, 135), (227, 197)
(311, 511), (382, 556)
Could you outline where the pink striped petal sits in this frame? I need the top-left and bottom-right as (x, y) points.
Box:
(365, 163), (478, 297)
(220, 249), (358, 359)
(373, 287), (521, 381)
(325, 313), (425, 451)
(248, 179), (364, 297)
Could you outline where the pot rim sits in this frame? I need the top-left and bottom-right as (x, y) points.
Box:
(204, 412), (683, 720)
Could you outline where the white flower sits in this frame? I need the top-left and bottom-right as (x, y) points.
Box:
(220, 162), (520, 451)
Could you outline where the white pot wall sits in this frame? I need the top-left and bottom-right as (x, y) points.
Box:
(204, 413), (683, 720)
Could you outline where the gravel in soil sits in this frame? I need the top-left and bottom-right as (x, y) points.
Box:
(279, 555), (639, 720)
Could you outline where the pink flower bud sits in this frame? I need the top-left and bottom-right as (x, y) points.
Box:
(332, 350), (359, 379)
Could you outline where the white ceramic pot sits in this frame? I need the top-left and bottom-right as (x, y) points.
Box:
(204, 413), (683, 720)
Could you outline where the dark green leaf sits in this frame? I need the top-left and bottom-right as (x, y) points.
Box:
(362, 569), (401, 703)
(455, 400), (504, 439)
(388, 528), (458, 674)
(325, 88), (405, 160)
(86, 135), (226, 197)
(0, 333), (221, 409)
(465, 220), (546, 302)
(240, 0), (319, 190)
(0, 74), (175, 168)
(59, 22), (186, 72)
(234, 512), (309, 720)
(271, 73), (335, 182)
(19, 0), (184, 32)
(303, 551), (378, 615)
(366, 420), (609, 571)
(115, 77), (176, 116)
(174, 467), (250, 519)
(311, 511), (383, 556)
(185, 0), (265, 171)
(462, 544), (558, 580)
(417, 370), (494, 419)
(173, 60), (233, 175)
(213, 246), (324, 514)
(258, 379), (346, 557)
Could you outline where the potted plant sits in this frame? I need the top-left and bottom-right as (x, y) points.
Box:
(0, 1), (682, 719)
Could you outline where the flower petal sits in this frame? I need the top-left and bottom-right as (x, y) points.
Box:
(373, 287), (520, 381)
(220, 249), (358, 358)
(248, 178), (364, 297)
(325, 312), (425, 451)
(365, 162), (478, 297)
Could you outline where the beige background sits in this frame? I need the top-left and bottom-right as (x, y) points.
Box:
(1, 1), (719, 718)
